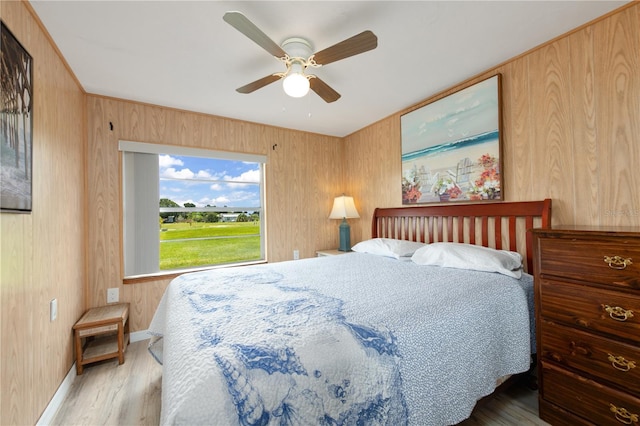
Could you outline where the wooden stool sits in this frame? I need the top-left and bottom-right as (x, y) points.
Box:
(73, 303), (130, 375)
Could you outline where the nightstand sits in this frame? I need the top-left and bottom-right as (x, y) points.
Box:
(316, 249), (350, 257)
(73, 303), (130, 375)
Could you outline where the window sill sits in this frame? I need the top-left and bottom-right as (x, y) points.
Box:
(123, 260), (267, 285)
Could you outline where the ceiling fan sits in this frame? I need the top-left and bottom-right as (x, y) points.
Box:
(223, 11), (378, 103)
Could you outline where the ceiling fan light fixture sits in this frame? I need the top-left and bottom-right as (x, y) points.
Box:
(282, 72), (310, 98)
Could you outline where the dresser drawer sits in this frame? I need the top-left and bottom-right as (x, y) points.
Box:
(539, 279), (640, 344)
(542, 362), (640, 426)
(537, 238), (640, 290)
(538, 398), (593, 426)
(540, 319), (640, 394)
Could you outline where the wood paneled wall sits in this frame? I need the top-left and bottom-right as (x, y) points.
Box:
(2, 2), (638, 425)
(344, 3), (639, 243)
(0, 3), (86, 425)
(86, 97), (343, 331)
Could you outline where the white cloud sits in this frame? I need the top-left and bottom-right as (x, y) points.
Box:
(224, 169), (260, 182)
(224, 168), (261, 188)
(161, 167), (195, 179)
(231, 190), (259, 202)
(196, 170), (213, 179)
(159, 155), (184, 169)
(214, 196), (230, 204)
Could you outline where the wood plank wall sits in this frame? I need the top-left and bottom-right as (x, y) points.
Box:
(344, 3), (639, 243)
(86, 97), (344, 331)
(0, 3), (86, 426)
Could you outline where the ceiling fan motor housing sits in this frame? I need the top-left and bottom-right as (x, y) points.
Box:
(281, 37), (313, 62)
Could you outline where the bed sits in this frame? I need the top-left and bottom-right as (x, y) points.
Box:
(148, 199), (551, 425)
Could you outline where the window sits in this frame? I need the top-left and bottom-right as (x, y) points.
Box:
(119, 141), (266, 278)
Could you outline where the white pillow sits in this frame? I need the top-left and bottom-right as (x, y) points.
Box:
(351, 238), (426, 259)
(411, 242), (523, 278)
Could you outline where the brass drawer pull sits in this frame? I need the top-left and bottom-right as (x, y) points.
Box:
(609, 404), (639, 424)
(608, 353), (637, 372)
(604, 255), (633, 270)
(604, 305), (635, 322)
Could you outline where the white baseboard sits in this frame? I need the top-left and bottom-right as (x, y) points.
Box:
(36, 330), (150, 425)
(36, 362), (76, 426)
(131, 329), (150, 343)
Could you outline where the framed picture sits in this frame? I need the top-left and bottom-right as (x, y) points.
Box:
(1, 20), (33, 213)
(401, 74), (502, 204)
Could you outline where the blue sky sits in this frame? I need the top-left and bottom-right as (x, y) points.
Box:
(159, 154), (261, 208)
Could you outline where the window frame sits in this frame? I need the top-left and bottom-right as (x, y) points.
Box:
(119, 140), (267, 282)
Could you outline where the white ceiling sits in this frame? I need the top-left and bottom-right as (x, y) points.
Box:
(29, 1), (627, 137)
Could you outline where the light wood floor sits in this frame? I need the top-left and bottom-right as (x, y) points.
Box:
(52, 340), (550, 425)
(51, 340), (162, 426)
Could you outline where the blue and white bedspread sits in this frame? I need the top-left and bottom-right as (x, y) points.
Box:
(148, 252), (535, 425)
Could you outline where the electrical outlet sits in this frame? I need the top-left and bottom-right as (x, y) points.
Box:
(50, 298), (57, 322)
(107, 288), (119, 303)
(293, 250), (299, 260)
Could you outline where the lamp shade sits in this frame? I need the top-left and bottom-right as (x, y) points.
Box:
(329, 195), (360, 219)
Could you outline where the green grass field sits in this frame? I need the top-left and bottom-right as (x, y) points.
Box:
(159, 222), (261, 270)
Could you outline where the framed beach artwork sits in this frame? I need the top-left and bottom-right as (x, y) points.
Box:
(401, 74), (502, 204)
(1, 21), (33, 213)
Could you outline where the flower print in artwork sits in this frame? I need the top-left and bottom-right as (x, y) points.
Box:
(400, 75), (502, 204)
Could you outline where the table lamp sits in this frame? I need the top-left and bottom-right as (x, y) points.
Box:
(329, 195), (360, 251)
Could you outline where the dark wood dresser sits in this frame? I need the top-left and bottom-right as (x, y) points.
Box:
(532, 226), (640, 425)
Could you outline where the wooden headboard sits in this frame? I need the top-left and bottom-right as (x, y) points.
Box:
(371, 199), (552, 273)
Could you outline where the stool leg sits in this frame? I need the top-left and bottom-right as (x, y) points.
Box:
(117, 322), (124, 365)
(75, 331), (84, 375)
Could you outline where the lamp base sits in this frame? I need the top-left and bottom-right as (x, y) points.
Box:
(338, 218), (351, 252)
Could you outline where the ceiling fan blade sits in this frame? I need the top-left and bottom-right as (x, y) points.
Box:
(310, 77), (341, 103)
(312, 30), (377, 66)
(237, 74), (282, 94)
(223, 11), (287, 58)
